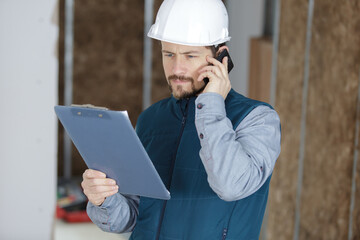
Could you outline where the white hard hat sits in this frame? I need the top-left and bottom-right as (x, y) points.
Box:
(147, 0), (231, 46)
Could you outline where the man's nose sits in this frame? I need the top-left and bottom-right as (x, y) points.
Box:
(172, 57), (186, 75)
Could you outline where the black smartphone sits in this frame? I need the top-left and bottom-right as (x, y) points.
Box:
(203, 49), (234, 84)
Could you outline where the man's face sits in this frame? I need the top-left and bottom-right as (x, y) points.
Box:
(161, 41), (213, 99)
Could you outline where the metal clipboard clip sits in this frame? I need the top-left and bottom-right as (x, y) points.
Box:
(71, 104), (109, 111)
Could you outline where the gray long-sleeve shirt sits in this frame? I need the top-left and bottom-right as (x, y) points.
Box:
(87, 92), (281, 233)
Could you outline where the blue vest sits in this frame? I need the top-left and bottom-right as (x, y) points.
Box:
(131, 89), (272, 240)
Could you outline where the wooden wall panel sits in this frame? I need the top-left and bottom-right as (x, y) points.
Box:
(299, 1), (360, 239)
(266, 1), (308, 240)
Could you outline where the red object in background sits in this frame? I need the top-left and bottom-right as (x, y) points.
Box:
(56, 205), (91, 223)
(56, 206), (66, 219)
(64, 210), (92, 223)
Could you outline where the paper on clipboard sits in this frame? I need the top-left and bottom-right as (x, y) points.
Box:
(55, 105), (170, 200)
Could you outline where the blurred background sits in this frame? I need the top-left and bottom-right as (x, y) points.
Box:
(0, 0), (359, 239)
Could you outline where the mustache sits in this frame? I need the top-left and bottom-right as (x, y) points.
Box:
(168, 75), (194, 82)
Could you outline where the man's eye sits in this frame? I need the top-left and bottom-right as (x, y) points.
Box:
(165, 53), (173, 57)
(187, 55), (196, 59)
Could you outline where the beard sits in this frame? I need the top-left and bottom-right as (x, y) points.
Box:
(167, 75), (206, 100)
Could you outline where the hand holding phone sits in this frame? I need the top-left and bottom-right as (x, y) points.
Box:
(203, 49), (234, 84)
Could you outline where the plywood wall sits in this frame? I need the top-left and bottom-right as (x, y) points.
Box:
(266, 1), (360, 239)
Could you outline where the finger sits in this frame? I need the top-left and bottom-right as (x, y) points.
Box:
(197, 71), (217, 82)
(81, 177), (116, 191)
(222, 56), (228, 74)
(206, 55), (227, 71)
(198, 66), (222, 77)
(83, 169), (106, 179)
(89, 190), (118, 206)
(91, 189), (118, 200)
(206, 56), (228, 78)
(102, 189), (118, 198)
(84, 185), (118, 196)
(99, 189), (118, 198)
(86, 178), (117, 187)
(89, 184), (119, 194)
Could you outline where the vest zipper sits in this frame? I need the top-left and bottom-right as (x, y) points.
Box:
(155, 99), (189, 240)
(222, 228), (228, 240)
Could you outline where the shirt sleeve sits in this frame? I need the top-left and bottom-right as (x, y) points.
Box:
(195, 92), (281, 201)
(86, 193), (140, 233)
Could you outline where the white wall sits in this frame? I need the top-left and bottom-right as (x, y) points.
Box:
(0, 1), (58, 239)
(227, 0), (265, 96)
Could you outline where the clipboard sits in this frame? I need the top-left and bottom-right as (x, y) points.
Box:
(55, 105), (170, 200)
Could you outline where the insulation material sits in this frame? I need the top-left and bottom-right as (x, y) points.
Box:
(299, 1), (360, 239)
(265, 1), (308, 240)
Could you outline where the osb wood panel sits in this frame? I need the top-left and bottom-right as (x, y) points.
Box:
(266, 1), (308, 240)
(70, 0), (144, 175)
(299, 1), (360, 239)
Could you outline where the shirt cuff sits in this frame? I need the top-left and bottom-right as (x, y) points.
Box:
(195, 92), (226, 118)
(100, 193), (128, 210)
(87, 193), (129, 231)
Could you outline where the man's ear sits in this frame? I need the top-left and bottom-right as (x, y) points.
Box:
(216, 45), (229, 57)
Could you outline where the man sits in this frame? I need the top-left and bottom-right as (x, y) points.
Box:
(82, 0), (281, 239)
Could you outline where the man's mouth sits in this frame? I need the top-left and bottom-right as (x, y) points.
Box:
(168, 75), (193, 84)
(172, 79), (190, 84)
